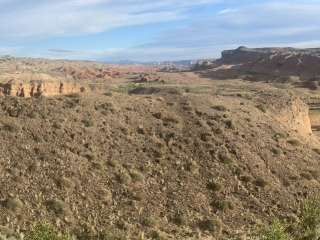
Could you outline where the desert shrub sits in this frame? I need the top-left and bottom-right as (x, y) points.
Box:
(185, 160), (200, 175)
(218, 153), (233, 165)
(211, 200), (232, 211)
(1, 122), (20, 132)
(273, 133), (287, 141)
(256, 104), (267, 113)
(25, 224), (71, 240)
(254, 177), (268, 188)
(239, 175), (252, 183)
(224, 119), (234, 129)
(82, 119), (94, 127)
(198, 218), (222, 235)
(46, 199), (69, 216)
(272, 147), (282, 156)
(212, 105), (227, 111)
(130, 170), (145, 183)
(141, 216), (157, 227)
(309, 170), (320, 179)
(233, 167), (243, 176)
(207, 180), (223, 192)
(151, 230), (169, 240)
(173, 214), (188, 226)
(287, 139), (301, 146)
(300, 172), (313, 181)
(116, 171), (132, 184)
(108, 159), (120, 168)
(114, 83), (153, 94)
(258, 220), (291, 240)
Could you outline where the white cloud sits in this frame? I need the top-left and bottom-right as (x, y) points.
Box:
(218, 8), (238, 15)
(0, 47), (19, 55)
(0, 0), (218, 40)
(139, 0), (320, 58)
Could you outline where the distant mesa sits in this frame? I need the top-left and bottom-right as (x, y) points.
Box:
(194, 46), (320, 89)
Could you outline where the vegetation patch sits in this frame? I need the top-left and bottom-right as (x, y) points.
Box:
(287, 139), (301, 146)
(25, 224), (71, 240)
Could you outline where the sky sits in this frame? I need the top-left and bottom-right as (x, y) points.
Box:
(1, 0), (320, 62)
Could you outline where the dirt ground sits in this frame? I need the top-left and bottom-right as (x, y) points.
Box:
(0, 59), (320, 239)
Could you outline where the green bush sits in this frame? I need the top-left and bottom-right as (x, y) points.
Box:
(113, 83), (146, 94)
(258, 220), (291, 240)
(296, 197), (320, 240)
(25, 224), (71, 240)
(256, 197), (320, 240)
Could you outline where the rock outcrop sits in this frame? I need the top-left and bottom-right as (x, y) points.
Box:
(0, 80), (83, 98)
(274, 98), (312, 138)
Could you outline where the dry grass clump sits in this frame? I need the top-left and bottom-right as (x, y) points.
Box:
(82, 118), (94, 127)
(171, 212), (188, 226)
(256, 104), (267, 113)
(56, 177), (74, 190)
(46, 199), (70, 216)
(185, 160), (200, 175)
(212, 105), (228, 111)
(198, 218), (222, 235)
(107, 159), (120, 168)
(141, 215), (158, 228)
(1, 122), (20, 132)
(239, 175), (252, 183)
(218, 153), (233, 165)
(129, 170), (145, 183)
(5, 197), (23, 212)
(116, 170), (132, 185)
(300, 172), (314, 181)
(207, 180), (223, 192)
(211, 200), (232, 211)
(271, 147), (282, 156)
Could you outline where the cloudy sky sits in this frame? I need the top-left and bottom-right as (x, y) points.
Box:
(0, 0), (320, 61)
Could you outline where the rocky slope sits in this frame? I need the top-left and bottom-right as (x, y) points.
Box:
(198, 47), (320, 85)
(0, 83), (319, 239)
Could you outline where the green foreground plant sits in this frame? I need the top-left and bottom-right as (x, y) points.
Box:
(25, 224), (71, 240)
(257, 197), (320, 240)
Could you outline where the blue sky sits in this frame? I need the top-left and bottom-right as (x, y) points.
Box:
(1, 0), (320, 61)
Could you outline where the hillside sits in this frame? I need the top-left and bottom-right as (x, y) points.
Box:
(0, 77), (320, 239)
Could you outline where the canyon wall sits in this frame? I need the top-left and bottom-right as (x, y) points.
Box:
(273, 98), (312, 138)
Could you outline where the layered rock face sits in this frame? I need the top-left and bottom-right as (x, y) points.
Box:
(199, 47), (320, 82)
(274, 98), (312, 138)
(0, 81), (83, 98)
(221, 47), (320, 78)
